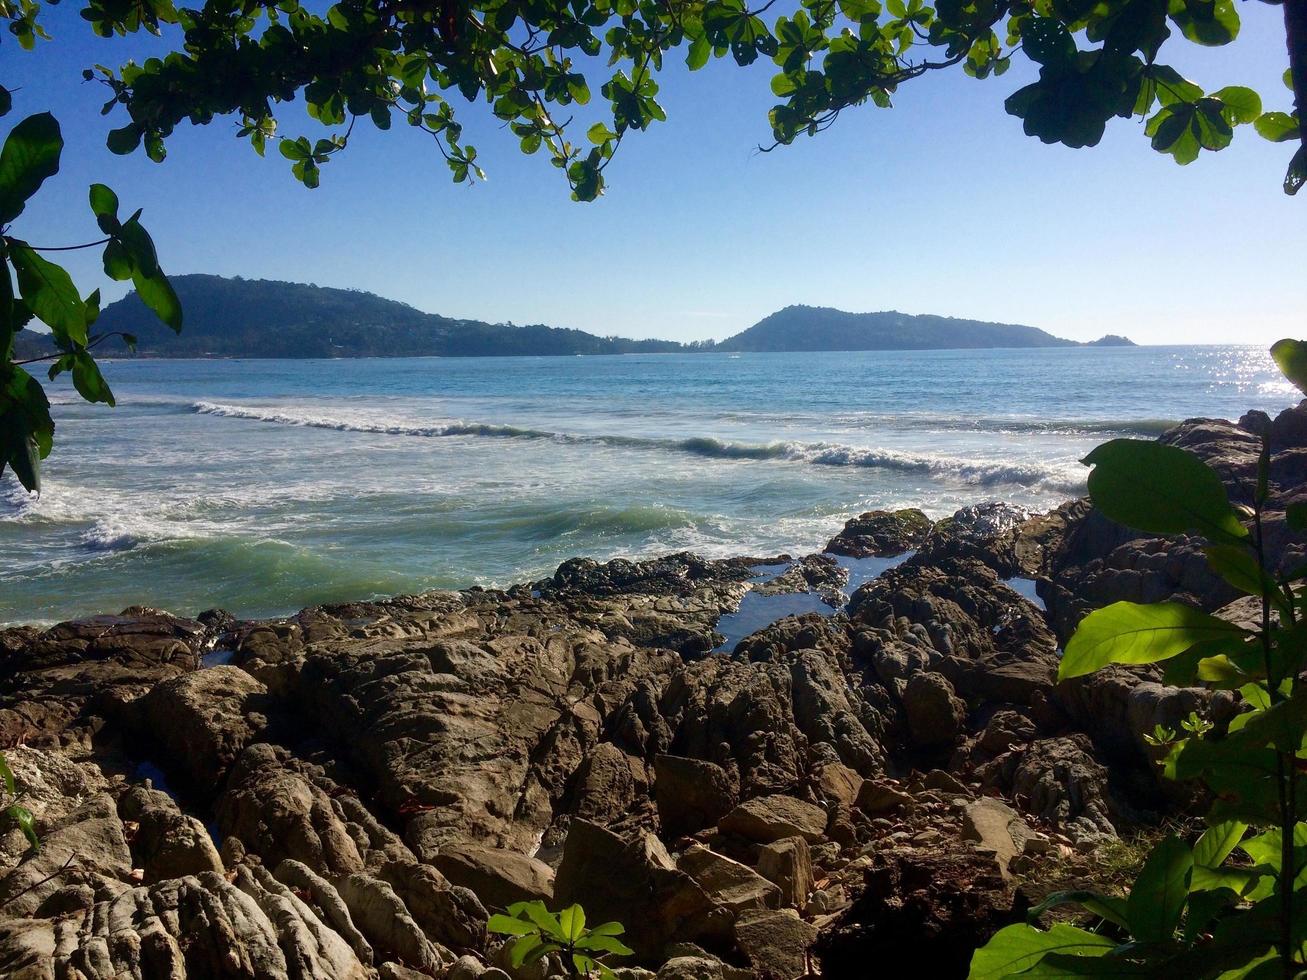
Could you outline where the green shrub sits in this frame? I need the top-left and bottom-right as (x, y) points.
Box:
(969, 344), (1307, 978)
(487, 901), (633, 978)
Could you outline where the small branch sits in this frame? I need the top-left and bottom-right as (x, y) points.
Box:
(19, 238), (112, 253)
(12, 331), (136, 366)
(0, 854), (75, 909)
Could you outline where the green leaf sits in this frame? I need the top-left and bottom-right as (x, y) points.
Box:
(509, 935), (548, 968)
(586, 921), (626, 937)
(687, 35), (711, 70)
(1083, 438), (1248, 542)
(1193, 820), (1247, 869)
(1211, 87), (1261, 125)
(118, 219), (182, 332)
(518, 901), (566, 941)
(7, 804), (39, 854)
(9, 244), (89, 345)
(1203, 544), (1279, 604)
(0, 364), (53, 493)
(0, 753), (15, 796)
(967, 923), (1114, 979)
(102, 239), (133, 282)
(0, 112), (63, 225)
(1020, 17), (1076, 67)
(1259, 112), (1301, 143)
(1271, 339), (1307, 394)
(558, 904), (585, 943)
(1167, 0), (1239, 46)
(487, 914), (537, 936)
(574, 933), (636, 956)
(105, 124), (142, 156)
(1060, 601), (1247, 680)
(1026, 890), (1129, 930)
(68, 351), (115, 406)
(89, 183), (121, 235)
(1127, 834), (1192, 943)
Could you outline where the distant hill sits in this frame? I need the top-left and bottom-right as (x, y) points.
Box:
(75, 277), (1133, 358)
(715, 306), (1134, 352)
(94, 275), (694, 358)
(11, 331), (55, 360)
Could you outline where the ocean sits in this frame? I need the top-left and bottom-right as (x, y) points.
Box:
(0, 344), (1291, 625)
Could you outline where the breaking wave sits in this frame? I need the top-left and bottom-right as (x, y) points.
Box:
(189, 401), (1084, 490)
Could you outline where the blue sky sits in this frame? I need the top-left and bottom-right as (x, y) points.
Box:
(4, 4), (1303, 345)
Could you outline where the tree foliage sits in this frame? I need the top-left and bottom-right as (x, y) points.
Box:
(2, 0), (1304, 200)
(0, 106), (179, 493)
(968, 345), (1307, 978)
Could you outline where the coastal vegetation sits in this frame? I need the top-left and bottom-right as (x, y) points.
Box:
(969, 347), (1307, 978)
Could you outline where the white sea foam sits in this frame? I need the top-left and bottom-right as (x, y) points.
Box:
(188, 401), (1085, 490)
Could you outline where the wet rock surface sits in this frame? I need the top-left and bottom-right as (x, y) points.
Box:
(1, 405), (1303, 977)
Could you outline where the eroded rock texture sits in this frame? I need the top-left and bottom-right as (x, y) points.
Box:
(1, 404), (1302, 978)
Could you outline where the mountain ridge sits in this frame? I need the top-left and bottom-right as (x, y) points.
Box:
(14, 275), (1134, 358)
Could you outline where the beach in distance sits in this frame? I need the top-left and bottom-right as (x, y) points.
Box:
(0, 343), (1288, 625)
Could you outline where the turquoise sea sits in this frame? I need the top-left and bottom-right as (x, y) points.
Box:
(0, 345), (1292, 624)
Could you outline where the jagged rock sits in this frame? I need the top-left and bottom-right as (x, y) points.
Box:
(333, 873), (449, 974)
(433, 844), (554, 909)
(677, 845), (780, 913)
(296, 600), (678, 856)
(616, 642), (881, 799)
(976, 709), (1038, 755)
(0, 794), (133, 916)
(377, 860), (489, 951)
(0, 869), (368, 979)
(756, 836), (813, 908)
(960, 798), (1033, 877)
(570, 742), (651, 829)
(655, 956), (726, 980)
(902, 672), (966, 748)
(718, 795), (827, 844)
(977, 736), (1117, 839)
(234, 863), (370, 980)
(0, 611), (204, 747)
(553, 819), (726, 960)
(813, 761), (863, 808)
(825, 509), (932, 558)
(275, 859), (375, 965)
(911, 503), (1033, 577)
(654, 755), (738, 838)
(733, 908), (817, 979)
(216, 744), (369, 876)
(750, 554), (849, 604)
(119, 784), (224, 882)
(135, 665), (273, 791)
(854, 780), (913, 816)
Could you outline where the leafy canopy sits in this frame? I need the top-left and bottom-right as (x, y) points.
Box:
(2, 0), (1304, 199)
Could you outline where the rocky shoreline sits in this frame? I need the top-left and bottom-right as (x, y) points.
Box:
(0, 404), (1302, 979)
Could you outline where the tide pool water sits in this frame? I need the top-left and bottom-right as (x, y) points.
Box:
(1, 345), (1291, 624)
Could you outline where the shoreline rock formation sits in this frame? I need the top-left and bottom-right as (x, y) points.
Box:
(0, 404), (1300, 979)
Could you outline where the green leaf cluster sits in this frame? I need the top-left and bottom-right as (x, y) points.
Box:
(486, 901), (633, 978)
(5, 0), (1301, 198)
(0, 101), (182, 493)
(968, 341), (1307, 977)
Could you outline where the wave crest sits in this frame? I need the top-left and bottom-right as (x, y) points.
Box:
(189, 400), (1085, 490)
